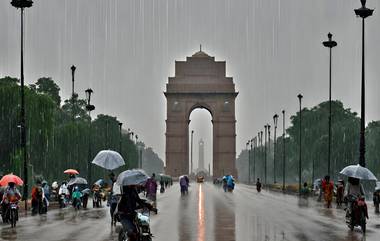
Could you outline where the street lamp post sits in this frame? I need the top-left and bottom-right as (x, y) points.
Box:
(355, 0), (374, 167)
(267, 125), (271, 184)
(323, 33), (337, 176)
(297, 94), (303, 193)
(70, 65), (76, 121)
(259, 131), (263, 181)
(273, 114), (278, 183)
(264, 125), (268, 186)
(85, 88), (95, 186)
(10, 0), (33, 212)
(191, 130), (194, 175)
(246, 140), (251, 184)
(252, 137), (256, 183)
(282, 110), (286, 191)
(118, 122), (123, 154)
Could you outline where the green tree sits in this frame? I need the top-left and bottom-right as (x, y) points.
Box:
(34, 77), (61, 106)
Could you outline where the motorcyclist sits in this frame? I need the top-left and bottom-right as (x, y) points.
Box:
(1, 182), (21, 223)
(117, 185), (155, 241)
(344, 177), (367, 220)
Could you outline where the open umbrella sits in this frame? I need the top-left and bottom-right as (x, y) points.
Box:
(93, 179), (104, 187)
(68, 177), (88, 186)
(64, 169), (79, 175)
(92, 150), (125, 170)
(339, 164), (377, 181)
(0, 174), (24, 186)
(116, 169), (149, 186)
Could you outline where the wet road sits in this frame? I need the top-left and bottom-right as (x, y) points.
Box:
(1, 183), (380, 241)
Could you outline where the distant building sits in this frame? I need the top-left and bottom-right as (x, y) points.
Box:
(199, 139), (205, 170)
(197, 139), (208, 175)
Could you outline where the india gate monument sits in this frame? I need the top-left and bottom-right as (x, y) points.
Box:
(164, 49), (238, 178)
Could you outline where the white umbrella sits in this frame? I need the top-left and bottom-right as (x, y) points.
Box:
(116, 169), (149, 186)
(92, 150), (125, 170)
(339, 164), (377, 181)
(68, 177), (88, 186)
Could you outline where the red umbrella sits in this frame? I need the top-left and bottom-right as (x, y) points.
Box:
(0, 174), (24, 186)
(64, 169), (79, 175)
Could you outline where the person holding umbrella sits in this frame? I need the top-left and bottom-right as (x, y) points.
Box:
(340, 164), (377, 232)
(116, 169), (157, 240)
(1, 182), (21, 223)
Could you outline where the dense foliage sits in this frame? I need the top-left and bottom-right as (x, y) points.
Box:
(236, 100), (380, 184)
(0, 76), (163, 193)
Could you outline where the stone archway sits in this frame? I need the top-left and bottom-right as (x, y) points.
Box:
(164, 50), (238, 178)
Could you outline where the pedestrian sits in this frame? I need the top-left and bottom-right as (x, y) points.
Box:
(58, 181), (69, 208)
(108, 172), (119, 225)
(322, 175), (334, 208)
(373, 187), (380, 214)
(256, 178), (262, 192)
(72, 186), (82, 210)
(336, 179), (345, 207)
(31, 180), (44, 215)
(160, 177), (165, 193)
(145, 173), (158, 208)
(222, 176), (228, 192)
(300, 182), (310, 197)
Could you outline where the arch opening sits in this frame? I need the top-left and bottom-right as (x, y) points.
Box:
(188, 108), (213, 177)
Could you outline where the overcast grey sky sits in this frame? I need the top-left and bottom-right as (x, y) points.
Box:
(1, 0), (379, 167)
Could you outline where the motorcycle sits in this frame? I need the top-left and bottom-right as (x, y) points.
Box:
(117, 207), (156, 241)
(345, 195), (368, 233)
(8, 202), (18, 228)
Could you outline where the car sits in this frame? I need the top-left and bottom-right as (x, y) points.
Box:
(196, 176), (204, 183)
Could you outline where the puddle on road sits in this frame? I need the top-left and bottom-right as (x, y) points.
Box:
(1, 226), (18, 240)
(213, 193), (236, 241)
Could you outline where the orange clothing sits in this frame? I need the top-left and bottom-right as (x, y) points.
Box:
(322, 180), (334, 203)
(31, 186), (42, 201)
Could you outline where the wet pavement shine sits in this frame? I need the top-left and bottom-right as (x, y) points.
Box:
(1, 183), (380, 241)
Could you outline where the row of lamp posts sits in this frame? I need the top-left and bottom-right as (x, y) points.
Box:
(9, 0), (145, 212)
(247, 0), (373, 192)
